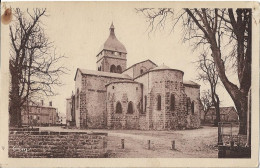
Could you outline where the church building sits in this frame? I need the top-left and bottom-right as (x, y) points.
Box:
(66, 23), (201, 130)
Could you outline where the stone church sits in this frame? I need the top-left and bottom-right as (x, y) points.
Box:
(66, 23), (201, 130)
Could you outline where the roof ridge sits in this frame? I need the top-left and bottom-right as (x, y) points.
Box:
(122, 59), (157, 73)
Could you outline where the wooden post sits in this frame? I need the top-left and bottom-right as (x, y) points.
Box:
(121, 139), (124, 149)
(171, 140), (175, 150)
(147, 140), (150, 150)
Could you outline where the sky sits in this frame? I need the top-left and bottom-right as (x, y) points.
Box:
(1, 2), (237, 117)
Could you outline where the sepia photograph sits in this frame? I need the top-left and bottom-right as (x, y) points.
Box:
(0, 1), (259, 167)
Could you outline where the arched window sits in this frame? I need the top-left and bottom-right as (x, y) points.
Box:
(144, 95), (147, 112)
(127, 101), (134, 114)
(116, 101), (122, 113)
(170, 94), (175, 111)
(157, 95), (161, 110)
(117, 65), (122, 73)
(110, 65), (116, 73)
(186, 97), (190, 115)
(76, 88), (79, 110)
(140, 69), (144, 74)
(191, 101), (195, 115)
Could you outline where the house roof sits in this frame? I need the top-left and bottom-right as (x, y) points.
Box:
(133, 64), (185, 80)
(149, 64), (184, 74)
(183, 80), (200, 87)
(22, 104), (56, 110)
(122, 59), (157, 73)
(74, 68), (132, 81)
(99, 23), (127, 54)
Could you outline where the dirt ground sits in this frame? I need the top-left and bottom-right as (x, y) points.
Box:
(39, 126), (227, 158)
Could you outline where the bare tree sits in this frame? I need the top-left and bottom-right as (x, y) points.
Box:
(197, 53), (220, 126)
(200, 90), (213, 123)
(136, 8), (251, 135)
(9, 8), (67, 127)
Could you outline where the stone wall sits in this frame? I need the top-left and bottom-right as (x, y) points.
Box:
(75, 70), (83, 128)
(139, 114), (148, 130)
(135, 69), (201, 130)
(132, 60), (157, 78)
(149, 70), (185, 130)
(96, 50), (127, 72)
(9, 131), (107, 158)
(79, 75), (130, 129)
(184, 85), (201, 128)
(106, 81), (142, 129)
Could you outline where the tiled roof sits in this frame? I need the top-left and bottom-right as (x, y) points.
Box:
(77, 68), (132, 79)
(149, 64), (184, 74)
(122, 59), (157, 73)
(183, 80), (200, 86)
(150, 64), (170, 70)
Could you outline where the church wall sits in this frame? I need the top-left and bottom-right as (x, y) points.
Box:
(106, 82), (142, 129)
(96, 50), (127, 72)
(184, 85), (201, 128)
(133, 61), (157, 78)
(134, 73), (150, 130)
(149, 70), (184, 130)
(66, 98), (72, 123)
(104, 50), (126, 60)
(102, 57), (127, 72)
(75, 71), (83, 128)
(81, 75), (113, 128)
(77, 73), (130, 129)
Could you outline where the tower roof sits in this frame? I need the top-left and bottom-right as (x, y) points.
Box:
(99, 23), (127, 53)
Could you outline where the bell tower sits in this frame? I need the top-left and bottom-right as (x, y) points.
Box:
(96, 23), (127, 73)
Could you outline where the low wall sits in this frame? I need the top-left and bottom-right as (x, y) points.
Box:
(9, 131), (108, 158)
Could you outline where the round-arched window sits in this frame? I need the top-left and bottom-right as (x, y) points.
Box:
(170, 94), (175, 111)
(191, 101), (195, 115)
(116, 101), (122, 113)
(140, 69), (144, 74)
(127, 101), (134, 114)
(157, 95), (161, 110)
(117, 65), (122, 73)
(110, 65), (116, 73)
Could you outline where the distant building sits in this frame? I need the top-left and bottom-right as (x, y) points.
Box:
(57, 111), (66, 125)
(21, 101), (58, 126)
(203, 106), (238, 123)
(66, 23), (201, 130)
(66, 93), (75, 126)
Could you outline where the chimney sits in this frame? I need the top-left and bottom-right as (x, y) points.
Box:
(41, 100), (44, 106)
(49, 101), (52, 107)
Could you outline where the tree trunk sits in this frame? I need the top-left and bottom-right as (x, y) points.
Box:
(236, 95), (248, 135)
(214, 94), (220, 126)
(210, 45), (248, 135)
(203, 113), (206, 123)
(9, 65), (22, 128)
